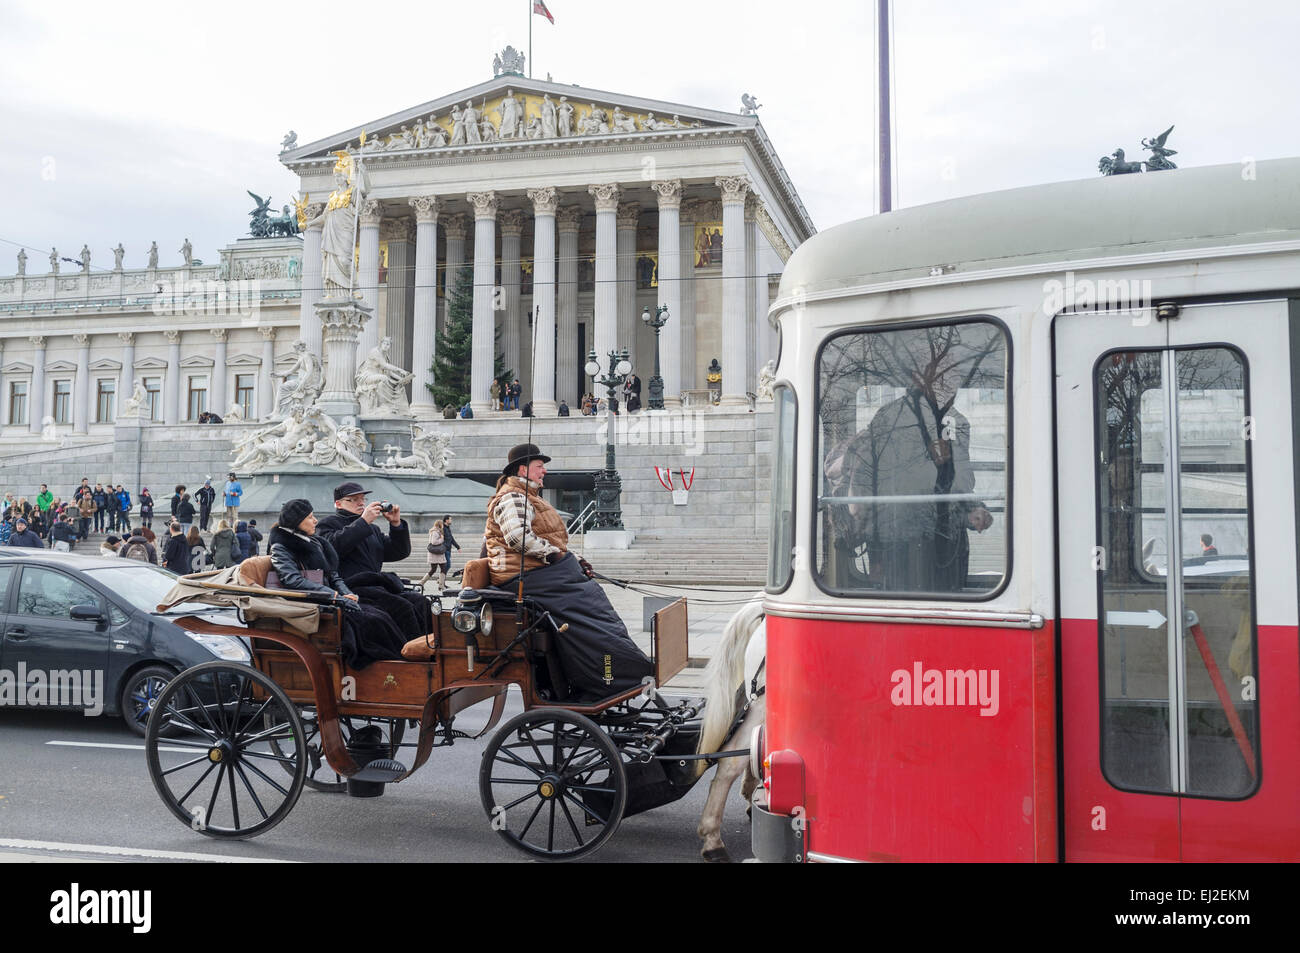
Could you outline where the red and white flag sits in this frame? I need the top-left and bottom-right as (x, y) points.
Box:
(533, 0), (554, 23)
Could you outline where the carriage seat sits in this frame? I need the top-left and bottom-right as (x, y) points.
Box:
(237, 555), (323, 592)
(462, 557), (490, 591)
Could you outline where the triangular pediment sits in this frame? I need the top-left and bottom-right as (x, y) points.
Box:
(134, 356), (168, 370)
(88, 358), (122, 371)
(283, 76), (754, 164)
(3, 361), (32, 374)
(44, 360), (77, 373)
(180, 354), (215, 369)
(227, 352), (262, 367)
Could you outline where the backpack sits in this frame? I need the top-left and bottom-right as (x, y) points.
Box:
(123, 539), (150, 562)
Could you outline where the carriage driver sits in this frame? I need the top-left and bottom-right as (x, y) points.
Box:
(483, 443), (652, 700)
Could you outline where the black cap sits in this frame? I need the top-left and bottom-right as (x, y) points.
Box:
(333, 481), (372, 501)
(279, 499), (314, 530)
(503, 443), (550, 476)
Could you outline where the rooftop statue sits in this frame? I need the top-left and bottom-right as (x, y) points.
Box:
(1142, 125), (1178, 171)
(493, 46), (526, 77)
(280, 130), (298, 153)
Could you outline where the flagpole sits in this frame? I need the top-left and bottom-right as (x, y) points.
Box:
(528, 0), (533, 78)
(877, 0), (892, 213)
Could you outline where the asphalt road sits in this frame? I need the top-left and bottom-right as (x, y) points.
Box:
(0, 697), (755, 864)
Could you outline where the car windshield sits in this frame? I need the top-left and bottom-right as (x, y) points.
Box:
(83, 565), (215, 614)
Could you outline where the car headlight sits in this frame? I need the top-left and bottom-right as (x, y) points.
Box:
(187, 632), (251, 661)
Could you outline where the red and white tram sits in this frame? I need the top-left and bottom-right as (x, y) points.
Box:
(752, 158), (1300, 862)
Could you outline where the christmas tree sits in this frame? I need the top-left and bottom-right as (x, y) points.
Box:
(427, 264), (513, 409)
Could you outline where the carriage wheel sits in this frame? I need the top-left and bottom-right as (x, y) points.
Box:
(270, 711), (406, 793)
(145, 662), (307, 839)
(479, 708), (627, 861)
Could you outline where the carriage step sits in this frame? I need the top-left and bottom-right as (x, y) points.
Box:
(351, 758), (407, 782)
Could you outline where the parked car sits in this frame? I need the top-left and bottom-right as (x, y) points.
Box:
(0, 551), (248, 734)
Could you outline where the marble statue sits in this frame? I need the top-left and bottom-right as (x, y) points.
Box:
(112, 244), (125, 270)
(311, 420), (370, 471)
(525, 116), (543, 139)
(49, 248), (59, 275)
(557, 96), (574, 137)
(413, 119), (428, 149)
(756, 360), (776, 400)
(427, 119), (448, 147)
(740, 93), (762, 115)
(492, 46), (525, 77)
(464, 102), (482, 144)
(479, 116), (498, 143)
(16, 249), (25, 276)
(147, 242), (159, 269)
(611, 106), (636, 133)
(121, 378), (148, 418)
(377, 423), (454, 476)
(578, 104), (609, 135)
(225, 401), (244, 421)
(499, 89), (521, 138)
(233, 406), (372, 473)
(541, 94), (557, 138)
(361, 133), (385, 154)
(301, 151), (358, 298)
(355, 336), (414, 416)
(79, 245), (91, 273)
(450, 105), (466, 146)
(389, 125), (414, 150)
(274, 340), (325, 416)
(281, 130), (298, 152)
(180, 238), (193, 266)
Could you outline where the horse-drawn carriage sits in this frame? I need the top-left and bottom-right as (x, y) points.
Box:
(144, 558), (706, 860)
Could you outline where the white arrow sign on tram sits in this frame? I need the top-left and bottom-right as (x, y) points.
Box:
(1105, 609), (1167, 629)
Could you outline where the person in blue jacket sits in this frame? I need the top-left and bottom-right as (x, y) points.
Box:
(235, 520), (254, 561)
(222, 471), (243, 524)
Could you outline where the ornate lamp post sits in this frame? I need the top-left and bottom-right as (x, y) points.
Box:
(585, 346), (632, 529)
(641, 305), (669, 410)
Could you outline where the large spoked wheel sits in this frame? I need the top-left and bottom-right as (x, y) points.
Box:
(145, 661), (307, 839)
(270, 711), (406, 793)
(480, 708), (627, 861)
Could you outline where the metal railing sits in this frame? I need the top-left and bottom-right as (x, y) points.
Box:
(566, 501), (597, 536)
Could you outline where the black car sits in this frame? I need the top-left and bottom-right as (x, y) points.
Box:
(0, 550), (249, 734)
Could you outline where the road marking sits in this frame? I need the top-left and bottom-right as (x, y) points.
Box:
(46, 740), (195, 753)
(0, 838), (294, 864)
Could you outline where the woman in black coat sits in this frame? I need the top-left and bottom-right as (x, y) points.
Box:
(161, 523), (190, 574)
(268, 500), (406, 669)
(176, 493), (196, 532)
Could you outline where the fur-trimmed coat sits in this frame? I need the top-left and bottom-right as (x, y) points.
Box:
(268, 526), (353, 597)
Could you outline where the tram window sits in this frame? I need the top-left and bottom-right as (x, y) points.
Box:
(815, 319), (1009, 599)
(1096, 347), (1256, 799)
(767, 384), (796, 592)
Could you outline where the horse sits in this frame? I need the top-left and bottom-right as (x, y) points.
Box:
(694, 596), (766, 862)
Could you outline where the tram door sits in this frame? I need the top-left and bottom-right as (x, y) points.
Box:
(1055, 299), (1300, 861)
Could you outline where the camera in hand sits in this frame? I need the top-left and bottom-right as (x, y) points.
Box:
(379, 502), (394, 513)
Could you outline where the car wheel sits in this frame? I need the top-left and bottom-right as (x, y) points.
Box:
(121, 664), (176, 737)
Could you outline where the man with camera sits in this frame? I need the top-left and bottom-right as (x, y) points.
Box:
(315, 481), (431, 639)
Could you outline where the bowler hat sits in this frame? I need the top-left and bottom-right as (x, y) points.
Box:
(333, 481), (372, 501)
(503, 443), (550, 476)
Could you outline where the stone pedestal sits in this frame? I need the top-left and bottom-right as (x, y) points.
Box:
(360, 416), (415, 465)
(317, 298), (372, 419)
(583, 528), (635, 550)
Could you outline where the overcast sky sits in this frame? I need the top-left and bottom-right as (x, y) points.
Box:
(3, 0), (1298, 272)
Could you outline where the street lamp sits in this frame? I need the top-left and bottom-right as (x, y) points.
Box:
(585, 346), (632, 529)
(641, 305), (669, 410)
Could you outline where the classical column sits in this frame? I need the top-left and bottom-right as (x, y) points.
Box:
(164, 329), (181, 424)
(443, 212), (468, 333)
(299, 202), (325, 357)
(73, 333), (90, 434)
(499, 208), (524, 393)
(652, 181), (683, 406)
(409, 195), (439, 414)
(745, 193), (762, 394)
(317, 302), (370, 419)
(28, 336), (45, 435)
(258, 326), (276, 420)
(679, 199), (699, 391)
(467, 190), (499, 411)
(556, 205), (582, 406)
(357, 198), (382, 357)
(616, 202), (639, 365)
(527, 187), (558, 415)
(117, 332), (135, 419)
(384, 218), (416, 375)
(210, 328), (228, 417)
(716, 176), (750, 405)
(588, 184), (621, 369)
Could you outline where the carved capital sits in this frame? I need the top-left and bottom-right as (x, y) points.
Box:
(304, 203), (325, 226)
(651, 179), (683, 210)
(117, 331), (135, 345)
(715, 175), (751, 205)
(381, 218), (416, 243)
(556, 205), (584, 233)
(359, 198), (383, 226)
(587, 183), (621, 213)
(408, 195), (439, 223)
(72, 332), (89, 347)
(164, 329), (181, 344)
(29, 335), (46, 349)
(259, 325), (278, 341)
(210, 327), (228, 342)
(526, 186), (559, 215)
(616, 202), (641, 229)
(499, 208), (526, 237)
(443, 213), (470, 241)
(466, 191), (499, 220)
(744, 192), (764, 222)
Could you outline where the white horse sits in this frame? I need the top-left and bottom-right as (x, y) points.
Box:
(695, 597), (766, 862)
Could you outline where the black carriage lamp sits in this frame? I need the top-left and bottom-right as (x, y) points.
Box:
(641, 305), (670, 410)
(585, 346), (632, 530)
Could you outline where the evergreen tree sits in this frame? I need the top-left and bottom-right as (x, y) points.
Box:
(428, 264), (513, 409)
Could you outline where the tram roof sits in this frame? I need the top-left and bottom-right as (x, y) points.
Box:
(778, 157), (1300, 300)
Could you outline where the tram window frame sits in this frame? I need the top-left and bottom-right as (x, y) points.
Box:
(810, 315), (1013, 603)
(766, 382), (797, 594)
(1091, 343), (1260, 801)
